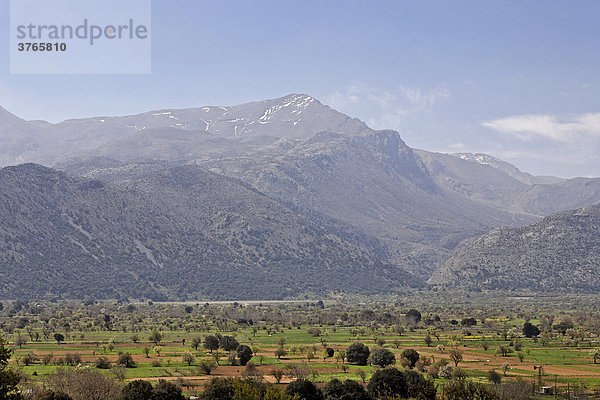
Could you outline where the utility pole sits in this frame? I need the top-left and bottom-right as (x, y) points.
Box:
(533, 365), (544, 388)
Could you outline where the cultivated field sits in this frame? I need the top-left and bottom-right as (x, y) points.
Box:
(2, 294), (600, 398)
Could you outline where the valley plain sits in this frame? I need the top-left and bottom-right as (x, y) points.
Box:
(2, 95), (600, 399)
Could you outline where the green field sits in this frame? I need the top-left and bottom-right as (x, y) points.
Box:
(2, 293), (600, 398)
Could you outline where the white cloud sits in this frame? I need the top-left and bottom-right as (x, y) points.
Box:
(448, 142), (466, 151)
(326, 83), (451, 131)
(397, 84), (450, 108)
(483, 113), (600, 143)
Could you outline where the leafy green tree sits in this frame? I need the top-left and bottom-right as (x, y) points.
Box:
(325, 347), (335, 358)
(487, 369), (502, 385)
(286, 378), (324, 400)
(278, 337), (287, 348)
(553, 320), (574, 335)
(0, 338), (22, 400)
(322, 379), (370, 400)
(199, 378), (235, 400)
(117, 352), (137, 368)
(367, 368), (408, 399)
(237, 344), (253, 366)
(404, 370), (436, 400)
(122, 380), (153, 400)
(219, 335), (239, 352)
(370, 347), (396, 368)
(497, 345), (512, 357)
(149, 329), (162, 344)
(522, 323), (540, 338)
(191, 336), (203, 350)
(275, 348), (288, 359)
(54, 333), (65, 344)
(154, 379), (186, 400)
(400, 349), (420, 369)
(448, 349), (463, 367)
(182, 352), (195, 366)
(204, 335), (220, 353)
(356, 369), (367, 383)
(347, 342), (370, 366)
(103, 314), (111, 330)
(424, 334), (433, 347)
(405, 309), (422, 323)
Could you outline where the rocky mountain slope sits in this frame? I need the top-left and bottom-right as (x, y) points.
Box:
(3, 94), (600, 296)
(0, 94), (368, 166)
(0, 163), (419, 300)
(428, 203), (600, 291)
(196, 130), (530, 278)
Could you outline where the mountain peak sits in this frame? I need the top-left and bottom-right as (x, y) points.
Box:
(275, 93), (321, 105)
(452, 152), (562, 185)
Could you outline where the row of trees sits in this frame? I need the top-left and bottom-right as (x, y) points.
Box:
(200, 367), (436, 400)
(346, 342), (420, 368)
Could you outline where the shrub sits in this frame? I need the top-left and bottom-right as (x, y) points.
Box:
(36, 390), (73, 400)
(241, 361), (262, 379)
(22, 353), (39, 366)
(198, 360), (218, 375)
(94, 356), (111, 369)
(441, 379), (498, 400)
(42, 354), (54, 365)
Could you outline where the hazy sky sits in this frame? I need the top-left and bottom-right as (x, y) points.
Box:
(2, 0), (600, 177)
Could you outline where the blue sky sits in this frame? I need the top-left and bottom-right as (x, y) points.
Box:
(2, 0), (600, 177)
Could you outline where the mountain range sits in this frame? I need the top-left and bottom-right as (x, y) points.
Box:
(0, 163), (417, 300)
(1, 94), (599, 299)
(429, 203), (600, 292)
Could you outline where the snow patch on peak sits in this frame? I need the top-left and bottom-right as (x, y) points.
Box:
(456, 152), (499, 167)
(258, 95), (316, 123)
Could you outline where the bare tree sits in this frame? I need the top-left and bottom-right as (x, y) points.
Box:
(48, 368), (123, 400)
